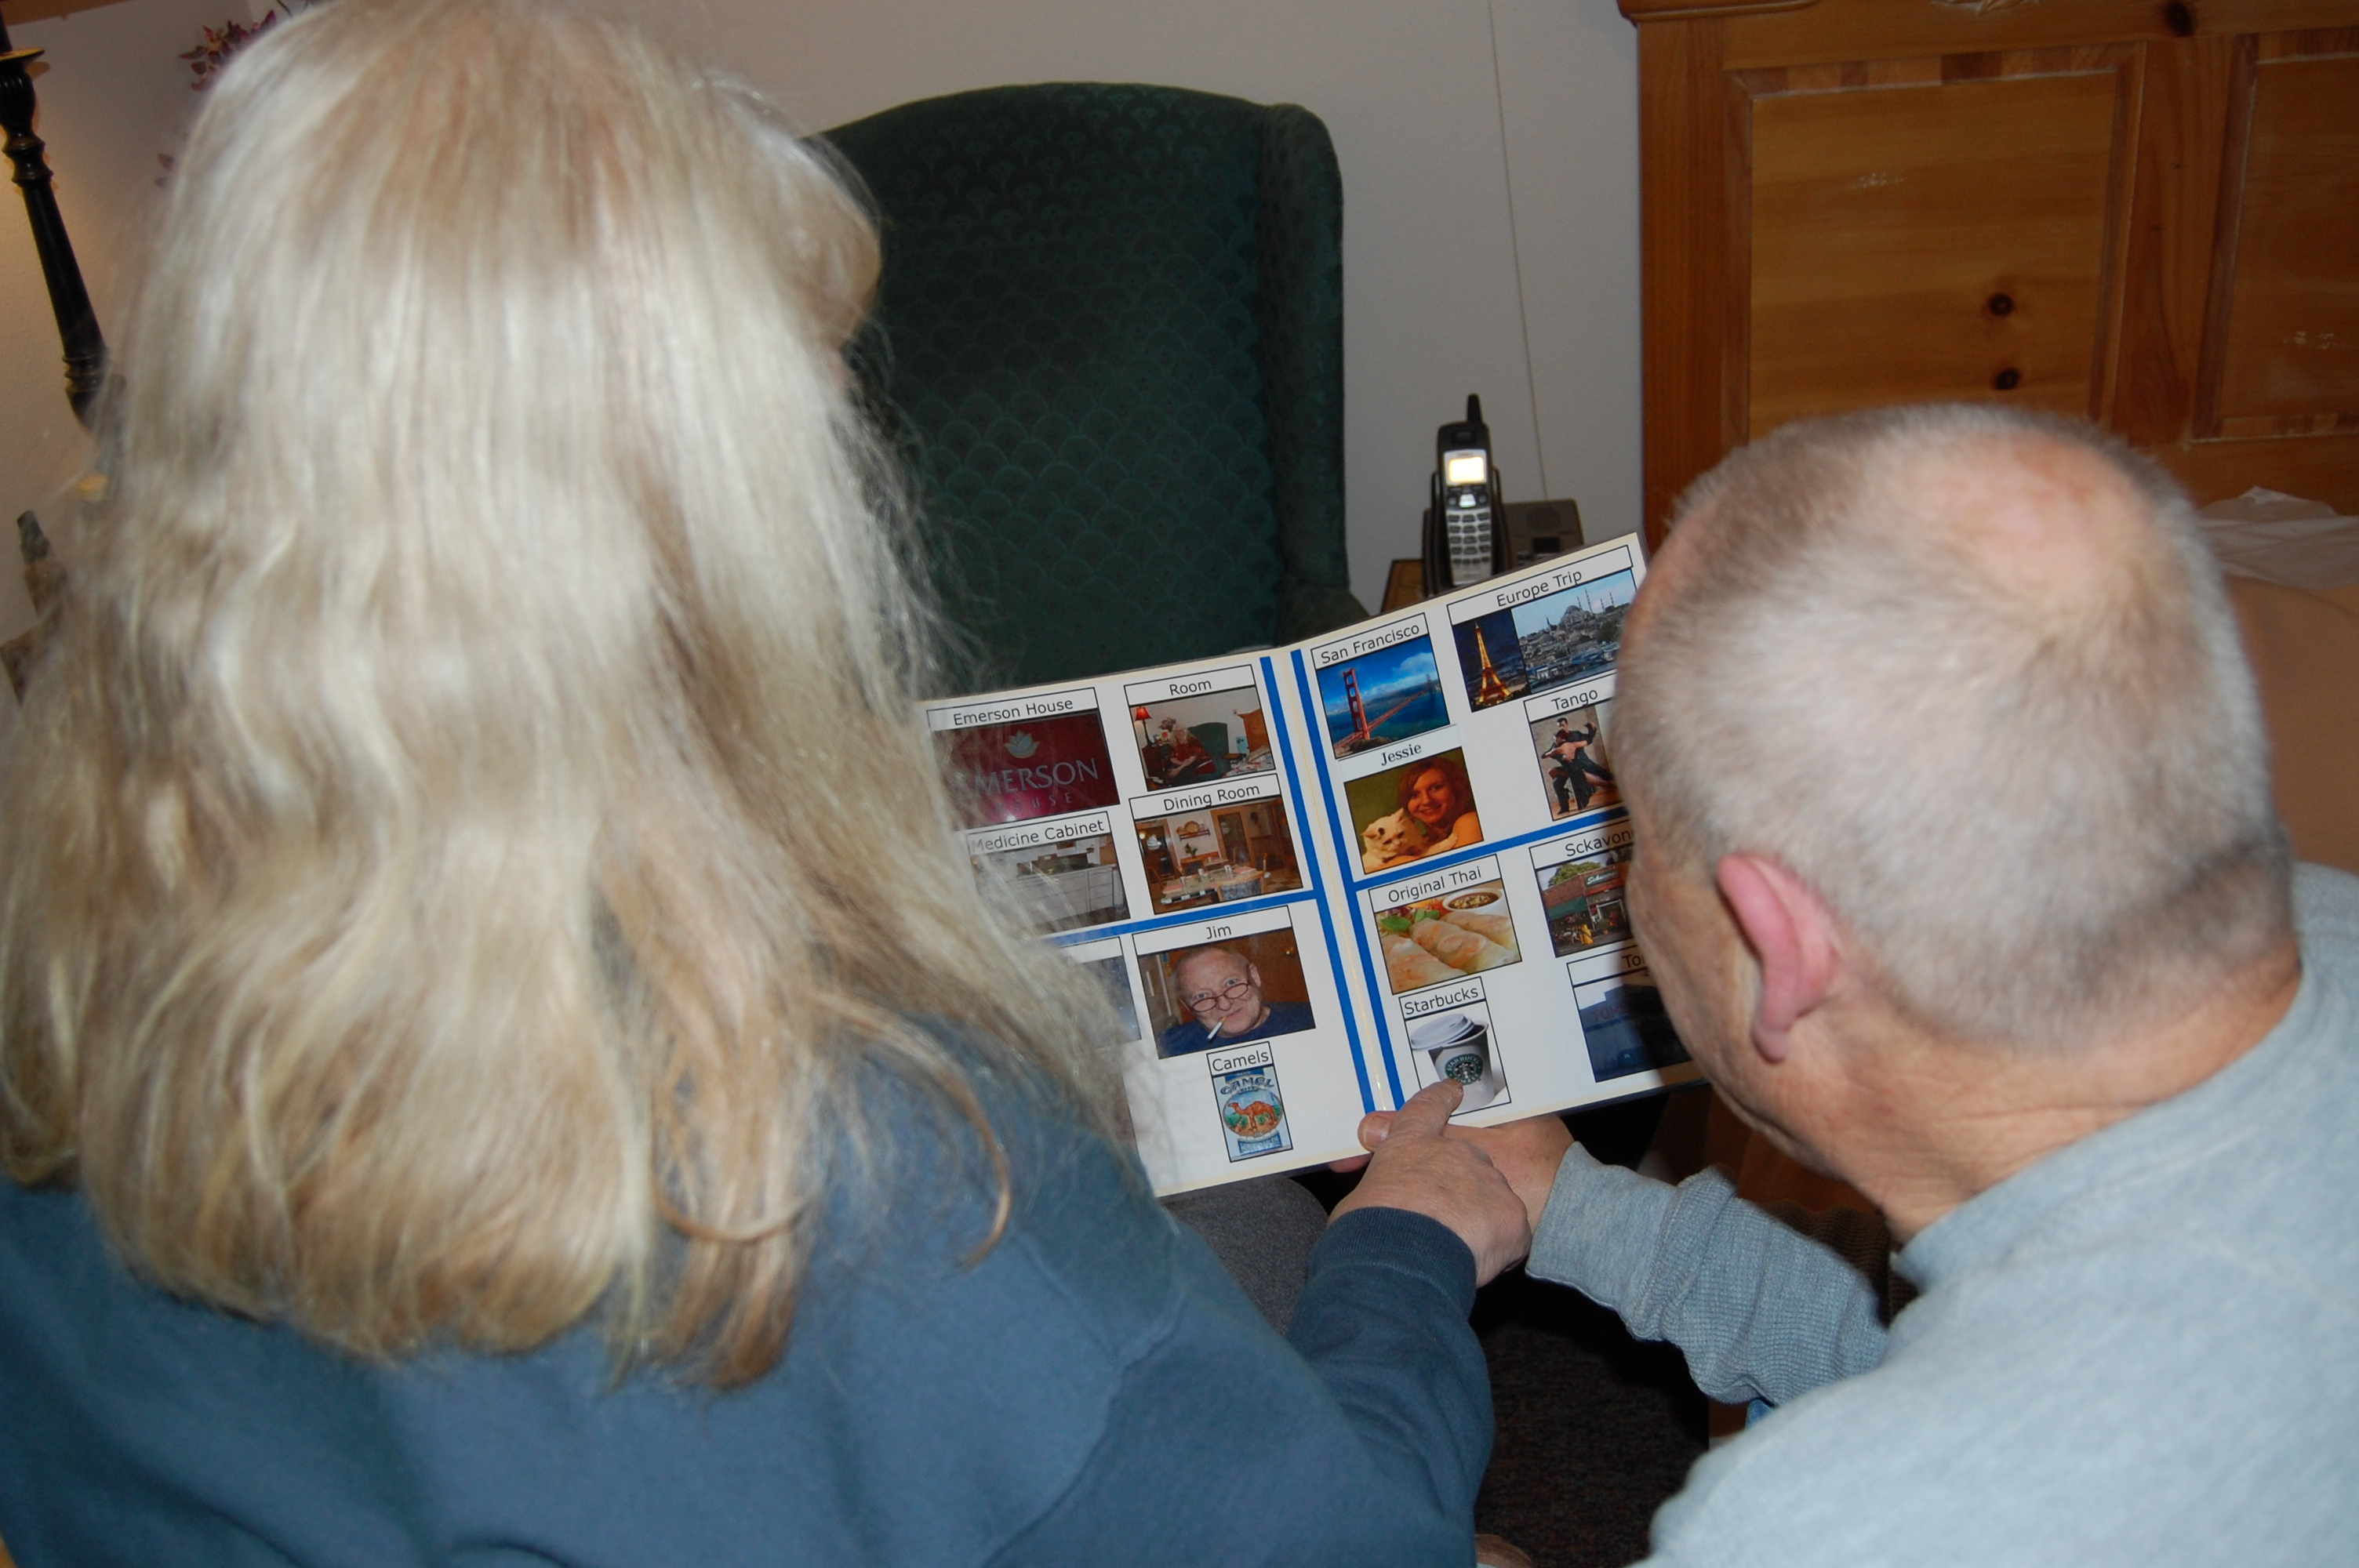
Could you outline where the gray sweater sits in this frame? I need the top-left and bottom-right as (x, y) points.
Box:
(1528, 863), (2359, 1565)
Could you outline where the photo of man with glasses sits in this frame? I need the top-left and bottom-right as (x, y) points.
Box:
(1154, 945), (1317, 1058)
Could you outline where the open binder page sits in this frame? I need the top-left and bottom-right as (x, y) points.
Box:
(921, 533), (1699, 1196)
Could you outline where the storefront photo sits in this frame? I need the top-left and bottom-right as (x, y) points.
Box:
(1539, 843), (1633, 956)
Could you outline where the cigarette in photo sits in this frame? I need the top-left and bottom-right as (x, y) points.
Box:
(1205, 1016), (1224, 1042)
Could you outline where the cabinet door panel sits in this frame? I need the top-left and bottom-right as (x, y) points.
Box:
(1748, 71), (2123, 438)
(2212, 53), (2359, 426)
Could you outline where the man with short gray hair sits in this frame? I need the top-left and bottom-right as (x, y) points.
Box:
(1421, 405), (2359, 1563)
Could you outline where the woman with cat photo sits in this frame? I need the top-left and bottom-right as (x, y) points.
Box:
(1361, 753), (1485, 872)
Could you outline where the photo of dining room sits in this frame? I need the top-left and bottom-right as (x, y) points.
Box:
(1134, 799), (1304, 914)
(969, 831), (1131, 936)
(1130, 684), (1274, 789)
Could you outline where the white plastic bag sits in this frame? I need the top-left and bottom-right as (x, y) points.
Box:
(2196, 488), (2359, 592)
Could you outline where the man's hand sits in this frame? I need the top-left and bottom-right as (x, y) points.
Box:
(1355, 1105), (1575, 1238)
(1331, 1080), (1532, 1285)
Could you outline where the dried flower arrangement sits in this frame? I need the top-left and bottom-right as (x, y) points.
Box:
(179, 14), (280, 91)
(159, 4), (324, 179)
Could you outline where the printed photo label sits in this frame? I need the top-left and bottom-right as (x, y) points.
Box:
(1205, 1040), (1275, 1076)
(1131, 770), (1284, 822)
(1522, 668), (1617, 724)
(1124, 665), (1259, 708)
(1445, 545), (1636, 623)
(1400, 978), (1486, 1020)
(1347, 749), (1486, 877)
(1309, 612), (1431, 670)
(1535, 816), (1636, 867)
(1569, 950), (1688, 1083)
(1368, 860), (1521, 996)
(925, 685), (1100, 731)
(965, 810), (1116, 857)
(1312, 624), (1451, 762)
(1399, 997), (1511, 1115)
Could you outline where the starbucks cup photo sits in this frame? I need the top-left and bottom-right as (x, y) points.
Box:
(1405, 1011), (1506, 1112)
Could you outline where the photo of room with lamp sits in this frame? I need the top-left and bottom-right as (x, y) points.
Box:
(1129, 683), (1274, 789)
(1134, 799), (1304, 913)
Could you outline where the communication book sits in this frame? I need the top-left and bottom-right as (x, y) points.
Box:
(926, 533), (1697, 1195)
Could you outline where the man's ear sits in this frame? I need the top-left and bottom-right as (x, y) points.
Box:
(1714, 855), (1840, 1062)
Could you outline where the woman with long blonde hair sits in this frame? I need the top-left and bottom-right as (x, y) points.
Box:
(0, 2), (1527, 1562)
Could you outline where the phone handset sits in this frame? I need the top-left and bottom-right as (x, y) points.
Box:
(1424, 395), (1506, 593)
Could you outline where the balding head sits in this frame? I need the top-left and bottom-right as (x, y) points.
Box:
(1616, 405), (2288, 1049)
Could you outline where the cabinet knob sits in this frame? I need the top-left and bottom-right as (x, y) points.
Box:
(1987, 292), (2015, 316)
(2165, 2), (2195, 38)
(1994, 368), (2022, 391)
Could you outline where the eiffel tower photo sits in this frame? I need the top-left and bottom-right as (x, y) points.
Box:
(1471, 626), (1513, 708)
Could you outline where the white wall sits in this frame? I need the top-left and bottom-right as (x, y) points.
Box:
(0, 0), (240, 651)
(0, 0), (1641, 626)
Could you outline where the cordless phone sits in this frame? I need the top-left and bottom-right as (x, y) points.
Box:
(1423, 395), (1506, 593)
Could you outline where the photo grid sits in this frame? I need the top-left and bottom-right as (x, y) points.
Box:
(921, 535), (1685, 1196)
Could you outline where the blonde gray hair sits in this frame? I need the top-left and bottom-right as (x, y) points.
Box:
(0, 0), (1116, 1385)
(1614, 404), (2289, 1048)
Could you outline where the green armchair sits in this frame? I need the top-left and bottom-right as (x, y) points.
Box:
(823, 83), (1366, 692)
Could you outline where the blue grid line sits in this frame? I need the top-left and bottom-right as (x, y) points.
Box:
(1291, 648), (1405, 1107)
(1266, 653), (1379, 1115)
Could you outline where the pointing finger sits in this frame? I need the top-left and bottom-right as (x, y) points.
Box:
(1387, 1078), (1465, 1141)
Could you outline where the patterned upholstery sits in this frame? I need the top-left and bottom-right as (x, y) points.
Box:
(824, 84), (1365, 691)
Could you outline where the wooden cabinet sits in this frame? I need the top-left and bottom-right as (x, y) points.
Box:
(1621, 0), (2359, 543)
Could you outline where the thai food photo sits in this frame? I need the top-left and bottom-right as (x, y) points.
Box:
(1374, 878), (1521, 995)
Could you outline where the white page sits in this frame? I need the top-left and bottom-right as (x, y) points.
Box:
(921, 535), (1699, 1195)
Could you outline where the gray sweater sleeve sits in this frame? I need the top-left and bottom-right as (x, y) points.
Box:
(1524, 1146), (1888, 1406)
